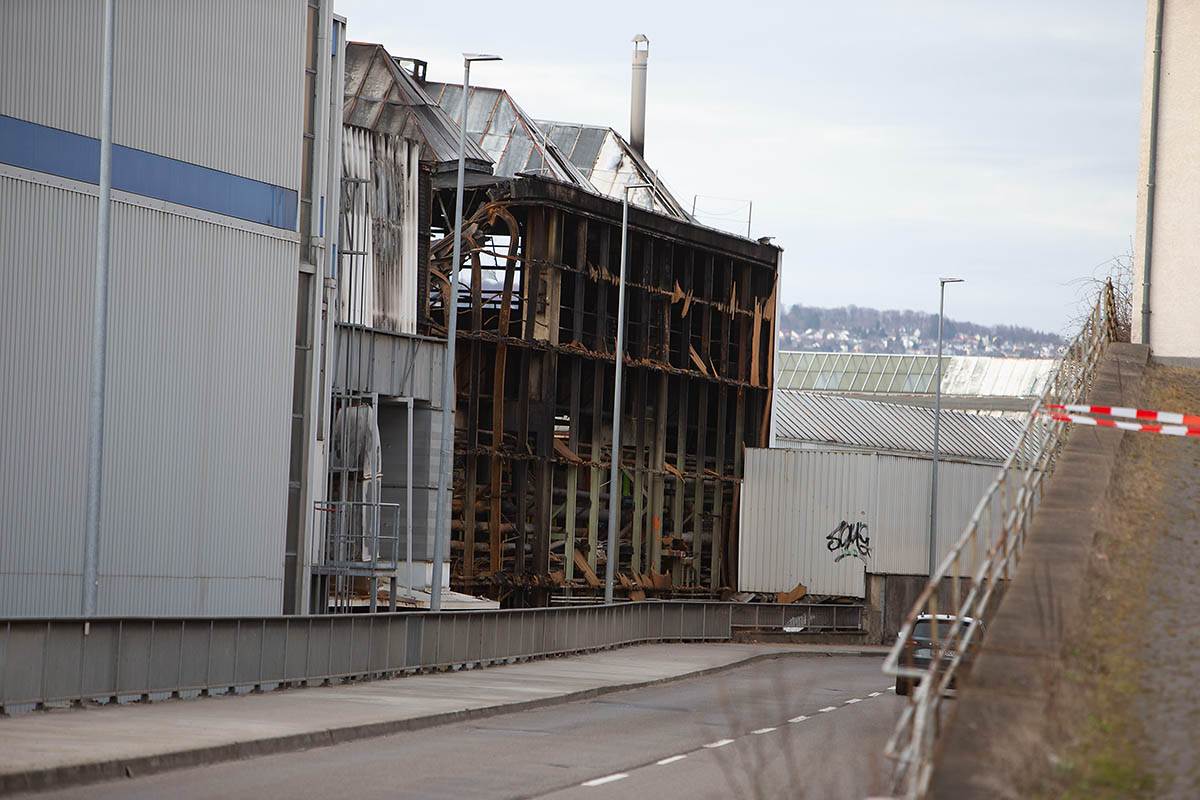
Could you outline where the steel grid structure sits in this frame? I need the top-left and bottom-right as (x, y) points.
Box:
(0, 601), (859, 713)
(881, 284), (1118, 799)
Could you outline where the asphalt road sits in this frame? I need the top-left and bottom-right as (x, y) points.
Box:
(40, 654), (902, 800)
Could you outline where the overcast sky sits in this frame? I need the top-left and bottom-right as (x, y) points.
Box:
(337, 0), (1146, 334)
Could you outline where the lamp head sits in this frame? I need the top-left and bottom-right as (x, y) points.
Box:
(939, 277), (964, 285)
(463, 53), (502, 63)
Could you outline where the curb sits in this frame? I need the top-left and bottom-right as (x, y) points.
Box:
(2, 645), (886, 795)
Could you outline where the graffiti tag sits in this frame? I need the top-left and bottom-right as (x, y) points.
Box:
(826, 521), (871, 563)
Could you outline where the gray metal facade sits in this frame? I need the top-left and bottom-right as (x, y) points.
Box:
(0, 0), (312, 617)
(0, 0), (303, 188)
(0, 170), (299, 616)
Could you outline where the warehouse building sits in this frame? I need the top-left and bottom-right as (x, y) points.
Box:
(0, 0), (344, 616)
(742, 390), (1028, 639)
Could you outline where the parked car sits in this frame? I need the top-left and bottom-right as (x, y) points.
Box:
(895, 613), (982, 696)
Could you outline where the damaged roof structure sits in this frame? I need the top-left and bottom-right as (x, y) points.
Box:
(339, 39), (781, 606)
(343, 44), (494, 175)
(423, 81), (691, 220)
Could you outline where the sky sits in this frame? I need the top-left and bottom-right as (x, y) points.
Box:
(336, 0), (1146, 335)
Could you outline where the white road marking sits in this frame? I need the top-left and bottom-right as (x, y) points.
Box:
(704, 739), (735, 749)
(582, 773), (628, 787)
(656, 755), (687, 766)
(751, 727), (777, 735)
(788, 715), (809, 723)
(886, 686), (896, 692)
(844, 698), (862, 704)
(818, 706), (837, 713)
(869, 691), (883, 697)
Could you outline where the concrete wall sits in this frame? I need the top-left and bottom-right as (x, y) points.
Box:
(1132, 0), (1200, 360)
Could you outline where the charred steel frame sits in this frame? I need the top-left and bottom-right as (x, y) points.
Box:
(424, 177), (780, 603)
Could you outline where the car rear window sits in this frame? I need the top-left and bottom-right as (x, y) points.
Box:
(913, 620), (966, 639)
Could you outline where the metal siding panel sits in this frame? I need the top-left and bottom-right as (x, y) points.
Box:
(0, 172), (296, 616)
(739, 449), (867, 597)
(871, 455), (997, 576)
(0, 174), (92, 616)
(1, 0), (303, 189)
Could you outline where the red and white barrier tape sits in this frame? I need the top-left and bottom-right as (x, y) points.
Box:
(1043, 403), (1200, 428)
(1040, 409), (1200, 438)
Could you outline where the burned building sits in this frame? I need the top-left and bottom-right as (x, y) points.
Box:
(337, 41), (782, 606)
(426, 178), (781, 602)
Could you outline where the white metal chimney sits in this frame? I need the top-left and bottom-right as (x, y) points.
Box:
(630, 34), (649, 156)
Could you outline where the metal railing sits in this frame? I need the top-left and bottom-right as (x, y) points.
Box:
(316, 500), (408, 570)
(0, 601), (860, 713)
(312, 500), (416, 613)
(881, 285), (1117, 799)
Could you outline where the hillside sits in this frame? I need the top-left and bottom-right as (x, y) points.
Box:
(778, 303), (1063, 358)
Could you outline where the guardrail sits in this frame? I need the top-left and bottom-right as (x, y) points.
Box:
(881, 285), (1117, 799)
(0, 601), (860, 713)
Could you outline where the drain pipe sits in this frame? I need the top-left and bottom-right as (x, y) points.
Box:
(1141, 0), (1165, 345)
(83, 0), (116, 619)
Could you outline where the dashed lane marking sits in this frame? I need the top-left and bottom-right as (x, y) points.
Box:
(704, 739), (735, 749)
(588, 688), (895, 787)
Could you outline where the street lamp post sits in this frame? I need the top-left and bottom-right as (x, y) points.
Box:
(928, 277), (964, 578)
(604, 183), (654, 605)
(430, 52), (501, 613)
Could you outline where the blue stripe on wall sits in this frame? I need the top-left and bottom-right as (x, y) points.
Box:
(0, 114), (298, 231)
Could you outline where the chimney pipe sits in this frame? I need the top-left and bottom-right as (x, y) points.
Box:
(630, 34), (648, 156)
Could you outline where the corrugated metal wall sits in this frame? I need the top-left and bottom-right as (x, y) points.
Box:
(340, 127), (421, 333)
(0, 0), (302, 190)
(871, 454), (998, 575)
(739, 450), (870, 596)
(738, 448), (999, 596)
(0, 172), (297, 616)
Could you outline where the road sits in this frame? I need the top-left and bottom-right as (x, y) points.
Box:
(39, 654), (901, 800)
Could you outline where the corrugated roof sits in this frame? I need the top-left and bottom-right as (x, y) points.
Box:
(775, 351), (1055, 398)
(423, 82), (593, 190)
(773, 390), (1024, 464)
(535, 120), (691, 220)
(342, 43), (493, 174)
(423, 81), (690, 221)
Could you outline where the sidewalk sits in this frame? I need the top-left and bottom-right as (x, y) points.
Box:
(0, 641), (887, 794)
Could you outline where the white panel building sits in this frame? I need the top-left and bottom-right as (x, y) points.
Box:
(1132, 0), (1200, 363)
(741, 390), (1027, 638)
